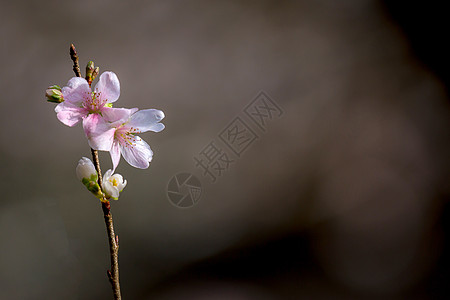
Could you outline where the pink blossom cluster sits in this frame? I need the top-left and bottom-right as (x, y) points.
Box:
(55, 72), (165, 171)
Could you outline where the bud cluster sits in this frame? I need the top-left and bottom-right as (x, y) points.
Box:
(85, 61), (100, 86)
(45, 85), (64, 103)
(76, 157), (127, 200)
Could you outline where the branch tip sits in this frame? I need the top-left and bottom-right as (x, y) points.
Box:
(69, 43), (82, 77)
(70, 43), (77, 56)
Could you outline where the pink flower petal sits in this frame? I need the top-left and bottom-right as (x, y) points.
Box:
(94, 71), (120, 103)
(127, 109), (165, 133)
(83, 114), (115, 151)
(102, 107), (138, 127)
(110, 141), (121, 172)
(55, 102), (87, 127)
(120, 136), (153, 169)
(62, 77), (91, 106)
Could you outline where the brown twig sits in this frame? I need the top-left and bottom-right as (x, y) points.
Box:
(102, 201), (121, 300)
(69, 44), (82, 77)
(90, 148), (103, 186)
(70, 44), (121, 300)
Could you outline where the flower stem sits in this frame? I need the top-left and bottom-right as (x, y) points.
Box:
(70, 44), (122, 300)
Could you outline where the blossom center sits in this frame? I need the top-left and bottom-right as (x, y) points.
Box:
(81, 90), (108, 113)
(115, 126), (140, 148)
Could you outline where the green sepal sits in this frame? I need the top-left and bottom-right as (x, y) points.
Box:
(87, 181), (103, 199)
(81, 175), (102, 199)
(81, 177), (90, 186)
(81, 174), (98, 185)
(49, 85), (61, 91)
(46, 95), (62, 103)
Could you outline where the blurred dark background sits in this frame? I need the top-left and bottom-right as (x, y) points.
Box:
(0, 0), (449, 299)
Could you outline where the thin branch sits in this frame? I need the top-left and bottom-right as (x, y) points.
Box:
(69, 44), (82, 78)
(91, 148), (103, 186)
(102, 201), (121, 299)
(93, 148), (122, 299)
(70, 44), (121, 300)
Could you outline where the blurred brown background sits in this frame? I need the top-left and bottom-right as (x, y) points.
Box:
(1, 0), (449, 299)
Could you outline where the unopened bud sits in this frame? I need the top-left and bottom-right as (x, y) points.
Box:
(85, 61), (100, 86)
(76, 157), (97, 181)
(45, 85), (64, 103)
(92, 67), (100, 80)
(85, 61), (95, 86)
(76, 157), (103, 199)
(86, 61), (94, 77)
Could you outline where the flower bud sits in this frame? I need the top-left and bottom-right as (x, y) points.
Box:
(76, 157), (103, 199)
(102, 169), (127, 200)
(76, 157), (97, 181)
(86, 61), (95, 77)
(92, 67), (100, 81)
(86, 61), (100, 86)
(45, 85), (64, 103)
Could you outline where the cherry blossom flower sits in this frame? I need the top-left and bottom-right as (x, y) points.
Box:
(87, 108), (165, 171)
(55, 71), (122, 150)
(102, 169), (127, 200)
